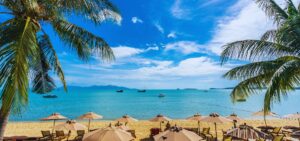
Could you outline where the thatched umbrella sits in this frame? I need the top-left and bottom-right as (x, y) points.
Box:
(252, 110), (278, 126)
(284, 112), (300, 127)
(115, 115), (138, 125)
(55, 120), (87, 140)
(41, 113), (67, 133)
(200, 113), (232, 138)
(154, 126), (202, 141)
(150, 114), (172, 131)
(79, 112), (103, 131)
(186, 113), (202, 133)
(83, 126), (134, 141)
(227, 113), (242, 128)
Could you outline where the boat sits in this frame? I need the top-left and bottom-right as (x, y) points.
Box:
(236, 98), (246, 102)
(137, 89), (146, 92)
(116, 90), (124, 93)
(43, 95), (58, 98)
(158, 94), (165, 98)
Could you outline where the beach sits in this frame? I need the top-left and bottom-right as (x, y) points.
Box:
(5, 119), (300, 140)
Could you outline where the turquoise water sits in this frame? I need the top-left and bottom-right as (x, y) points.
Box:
(10, 87), (300, 121)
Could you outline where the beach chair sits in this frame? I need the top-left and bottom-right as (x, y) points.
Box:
(54, 130), (67, 141)
(39, 130), (52, 141)
(200, 128), (213, 140)
(150, 128), (160, 138)
(127, 130), (136, 138)
(74, 130), (85, 141)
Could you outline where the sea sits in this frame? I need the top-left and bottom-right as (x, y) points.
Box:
(10, 86), (300, 121)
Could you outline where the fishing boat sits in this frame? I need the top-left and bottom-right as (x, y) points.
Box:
(158, 94), (165, 98)
(43, 95), (58, 98)
(137, 89), (146, 92)
(236, 98), (246, 102)
(116, 90), (124, 93)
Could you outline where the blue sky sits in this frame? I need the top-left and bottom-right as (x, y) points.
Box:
(1, 0), (289, 89)
(51, 0), (279, 89)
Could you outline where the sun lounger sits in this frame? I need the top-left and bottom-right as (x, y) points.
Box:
(74, 130), (85, 141)
(39, 131), (53, 141)
(150, 128), (160, 138)
(54, 130), (68, 141)
(200, 127), (213, 140)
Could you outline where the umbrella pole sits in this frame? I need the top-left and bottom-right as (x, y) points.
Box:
(88, 119), (91, 132)
(198, 121), (200, 134)
(298, 118), (300, 127)
(52, 120), (56, 134)
(160, 122), (162, 132)
(214, 122), (217, 141)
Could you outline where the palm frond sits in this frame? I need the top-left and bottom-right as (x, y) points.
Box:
(230, 74), (270, 103)
(1, 17), (38, 115)
(31, 48), (56, 94)
(56, 0), (121, 24)
(256, 0), (288, 25)
(38, 31), (67, 91)
(51, 19), (115, 61)
(260, 30), (277, 41)
(221, 40), (295, 64)
(263, 59), (300, 113)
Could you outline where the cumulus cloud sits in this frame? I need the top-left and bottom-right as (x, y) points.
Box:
(206, 0), (275, 55)
(131, 17), (143, 24)
(164, 41), (208, 55)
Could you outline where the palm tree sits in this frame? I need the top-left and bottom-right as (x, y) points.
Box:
(221, 0), (300, 115)
(0, 0), (121, 140)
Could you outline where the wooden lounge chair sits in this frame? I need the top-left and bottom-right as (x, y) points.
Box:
(200, 128), (213, 140)
(54, 130), (67, 141)
(39, 130), (52, 141)
(74, 130), (85, 141)
(150, 128), (160, 138)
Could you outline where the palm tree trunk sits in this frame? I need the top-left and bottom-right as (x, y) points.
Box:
(0, 107), (10, 141)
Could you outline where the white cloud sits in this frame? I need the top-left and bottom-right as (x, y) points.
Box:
(154, 22), (164, 33)
(112, 46), (159, 58)
(170, 0), (190, 19)
(112, 46), (144, 58)
(164, 41), (208, 55)
(131, 17), (143, 24)
(206, 0), (278, 55)
(167, 31), (177, 38)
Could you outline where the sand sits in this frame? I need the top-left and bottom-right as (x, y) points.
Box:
(4, 119), (300, 140)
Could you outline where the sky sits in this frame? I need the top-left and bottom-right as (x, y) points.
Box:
(1, 0), (297, 89)
(49, 0), (277, 89)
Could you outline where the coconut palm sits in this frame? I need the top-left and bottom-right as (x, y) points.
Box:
(0, 0), (121, 140)
(221, 0), (300, 115)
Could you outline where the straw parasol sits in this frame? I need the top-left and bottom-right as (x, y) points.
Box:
(79, 112), (103, 131)
(115, 115), (138, 125)
(41, 113), (67, 133)
(55, 120), (87, 131)
(252, 110), (278, 126)
(186, 113), (202, 133)
(150, 114), (172, 131)
(154, 126), (202, 141)
(227, 113), (242, 128)
(83, 126), (134, 141)
(284, 112), (300, 127)
(200, 113), (232, 138)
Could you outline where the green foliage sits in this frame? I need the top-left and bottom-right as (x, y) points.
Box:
(0, 0), (121, 115)
(221, 0), (300, 115)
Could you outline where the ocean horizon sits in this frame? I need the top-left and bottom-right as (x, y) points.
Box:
(10, 86), (300, 121)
